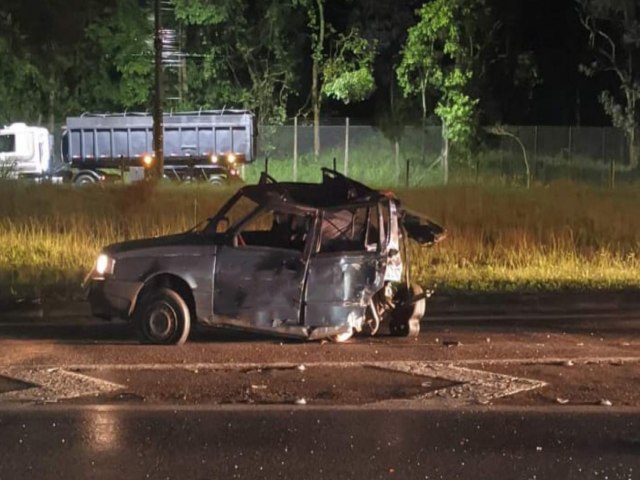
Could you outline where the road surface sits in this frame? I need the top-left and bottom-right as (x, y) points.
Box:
(0, 303), (639, 479)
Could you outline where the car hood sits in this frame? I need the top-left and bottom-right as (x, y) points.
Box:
(103, 232), (213, 255)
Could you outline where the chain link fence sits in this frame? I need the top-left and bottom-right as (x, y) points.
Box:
(249, 120), (636, 187)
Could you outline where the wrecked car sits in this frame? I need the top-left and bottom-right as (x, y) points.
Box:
(83, 168), (445, 345)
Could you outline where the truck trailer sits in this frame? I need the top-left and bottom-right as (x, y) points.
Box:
(62, 110), (255, 184)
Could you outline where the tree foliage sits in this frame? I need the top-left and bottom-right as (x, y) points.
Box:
(322, 29), (377, 104)
(173, 0), (299, 126)
(577, 0), (640, 167)
(80, 0), (153, 110)
(396, 0), (482, 145)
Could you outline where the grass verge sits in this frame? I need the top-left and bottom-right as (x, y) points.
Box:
(0, 177), (639, 305)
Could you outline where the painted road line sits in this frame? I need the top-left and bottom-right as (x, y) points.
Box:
(0, 361), (545, 405)
(0, 367), (123, 403)
(3, 357), (639, 371)
(379, 362), (546, 404)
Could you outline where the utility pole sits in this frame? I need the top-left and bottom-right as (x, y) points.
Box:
(153, 0), (164, 178)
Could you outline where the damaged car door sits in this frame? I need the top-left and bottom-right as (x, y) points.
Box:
(213, 201), (315, 335)
(303, 202), (387, 337)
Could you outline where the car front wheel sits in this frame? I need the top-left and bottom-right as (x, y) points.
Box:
(135, 288), (191, 345)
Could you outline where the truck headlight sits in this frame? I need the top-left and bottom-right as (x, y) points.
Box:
(227, 153), (236, 164)
(95, 254), (115, 276)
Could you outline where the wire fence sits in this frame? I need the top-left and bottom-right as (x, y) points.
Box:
(251, 120), (637, 187)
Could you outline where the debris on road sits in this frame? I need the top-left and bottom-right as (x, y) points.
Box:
(556, 397), (570, 405)
(295, 398), (307, 405)
(599, 399), (612, 407)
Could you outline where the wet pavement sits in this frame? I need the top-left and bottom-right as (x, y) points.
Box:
(0, 303), (639, 478)
(1, 406), (639, 479)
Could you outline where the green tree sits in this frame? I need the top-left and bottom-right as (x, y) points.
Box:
(396, 0), (484, 182)
(577, 0), (640, 169)
(295, 0), (376, 159)
(79, 0), (153, 111)
(0, 0), (106, 127)
(172, 0), (299, 129)
(171, 0), (245, 109)
(0, 9), (44, 123)
(322, 29), (376, 104)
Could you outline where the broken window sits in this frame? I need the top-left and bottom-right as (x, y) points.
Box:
(319, 204), (381, 253)
(236, 209), (312, 251)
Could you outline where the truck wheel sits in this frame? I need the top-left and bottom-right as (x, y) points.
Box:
(208, 175), (226, 186)
(389, 284), (424, 338)
(74, 173), (97, 185)
(135, 288), (191, 345)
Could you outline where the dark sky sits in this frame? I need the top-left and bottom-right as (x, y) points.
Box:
(517, 0), (609, 126)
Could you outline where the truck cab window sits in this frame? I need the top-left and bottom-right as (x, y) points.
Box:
(0, 134), (15, 153)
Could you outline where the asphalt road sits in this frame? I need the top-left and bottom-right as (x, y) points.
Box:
(0, 305), (639, 479)
(0, 406), (638, 480)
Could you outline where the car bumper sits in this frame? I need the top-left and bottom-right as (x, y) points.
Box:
(87, 278), (144, 321)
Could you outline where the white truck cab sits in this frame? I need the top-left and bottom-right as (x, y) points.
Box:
(0, 123), (51, 177)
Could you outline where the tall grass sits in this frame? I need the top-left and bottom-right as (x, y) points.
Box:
(0, 178), (639, 303)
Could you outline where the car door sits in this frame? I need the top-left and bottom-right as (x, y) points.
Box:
(213, 205), (314, 332)
(303, 203), (386, 329)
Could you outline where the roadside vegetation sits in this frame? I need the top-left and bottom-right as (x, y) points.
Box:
(1, 171), (639, 305)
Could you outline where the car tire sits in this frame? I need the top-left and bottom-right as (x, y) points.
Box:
(389, 284), (424, 338)
(135, 288), (191, 345)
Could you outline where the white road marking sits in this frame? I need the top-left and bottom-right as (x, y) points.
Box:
(0, 360), (547, 405)
(0, 367), (123, 403)
(2, 356), (637, 371)
(379, 362), (546, 404)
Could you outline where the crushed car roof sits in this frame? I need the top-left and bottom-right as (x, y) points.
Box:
(240, 168), (386, 209)
(237, 168), (446, 246)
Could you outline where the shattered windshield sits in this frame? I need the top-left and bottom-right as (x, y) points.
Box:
(192, 195), (262, 236)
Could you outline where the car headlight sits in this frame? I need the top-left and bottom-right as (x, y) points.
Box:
(95, 254), (115, 276)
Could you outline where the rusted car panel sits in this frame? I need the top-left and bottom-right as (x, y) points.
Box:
(84, 168), (444, 344)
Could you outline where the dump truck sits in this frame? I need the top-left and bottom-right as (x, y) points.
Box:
(61, 110), (256, 184)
